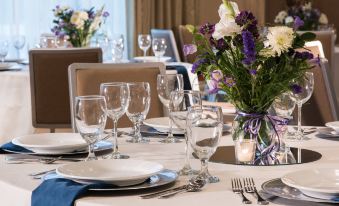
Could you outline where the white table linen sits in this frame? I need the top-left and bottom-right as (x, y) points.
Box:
(0, 67), (34, 144)
(0, 128), (337, 206)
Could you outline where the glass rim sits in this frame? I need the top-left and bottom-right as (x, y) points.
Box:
(75, 95), (105, 100)
(127, 82), (150, 86)
(100, 82), (127, 87)
(170, 90), (201, 94)
(138, 34), (151, 37)
(189, 105), (222, 112)
(157, 73), (183, 77)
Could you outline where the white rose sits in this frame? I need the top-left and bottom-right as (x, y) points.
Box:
(218, 1), (240, 21)
(89, 17), (101, 32)
(319, 13), (328, 25)
(260, 26), (294, 57)
(78, 11), (89, 21)
(274, 11), (288, 24)
(212, 19), (241, 39)
(284, 16), (294, 25)
(70, 11), (88, 29)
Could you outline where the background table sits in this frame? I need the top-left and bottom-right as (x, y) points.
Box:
(0, 128), (336, 206)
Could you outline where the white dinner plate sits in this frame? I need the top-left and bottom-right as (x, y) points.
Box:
(12, 133), (87, 154)
(325, 121), (339, 133)
(56, 159), (164, 186)
(317, 127), (339, 137)
(0, 63), (15, 70)
(282, 168), (339, 200)
(143, 117), (184, 134)
(134, 56), (171, 62)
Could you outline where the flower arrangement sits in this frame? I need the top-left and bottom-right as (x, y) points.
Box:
(275, 0), (328, 31)
(51, 5), (109, 47)
(185, 0), (318, 164)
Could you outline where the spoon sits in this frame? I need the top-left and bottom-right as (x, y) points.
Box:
(159, 178), (206, 199)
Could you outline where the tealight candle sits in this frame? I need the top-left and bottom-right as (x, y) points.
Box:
(235, 140), (256, 164)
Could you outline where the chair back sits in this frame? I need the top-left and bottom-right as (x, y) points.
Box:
(68, 63), (166, 131)
(151, 29), (181, 62)
(29, 48), (102, 131)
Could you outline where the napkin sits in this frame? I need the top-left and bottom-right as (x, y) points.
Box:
(32, 178), (108, 206)
(166, 65), (192, 90)
(0, 142), (32, 153)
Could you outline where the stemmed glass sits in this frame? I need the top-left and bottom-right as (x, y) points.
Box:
(126, 82), (151, 143)
(170, 90), (202, 175)
(0, 40), (9, 62)
(187, 106), (223, 183)
(289, 72), (314, 140)
(157, 74), (184, 143)
(100, 82), (130, 159)
(13, 35), (25, 59)
(111, 34), (124, 62)
(152, 38), (167, 61)
(74, 95), (107, 161)
(138, 34), (151, 57)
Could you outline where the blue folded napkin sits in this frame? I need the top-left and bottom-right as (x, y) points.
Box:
(0, 142), (32, 153)
(166, 65), (192, 90)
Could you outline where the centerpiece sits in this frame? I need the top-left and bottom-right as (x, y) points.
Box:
(184, 0), (318, 165)
(51, 5), (109, 47)
(274, 0), (329, 30)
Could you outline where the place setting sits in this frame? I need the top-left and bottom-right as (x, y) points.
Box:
(315, 121), (339, 139)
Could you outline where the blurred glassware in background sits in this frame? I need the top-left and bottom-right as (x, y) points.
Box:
(40, 34), (57, 48)
(12, 35), (25, 59)
(152, 38), (167, 61)
(111, 34), (124, 63)
(0, 40), (9, 62)
(138, 34), (151, 57)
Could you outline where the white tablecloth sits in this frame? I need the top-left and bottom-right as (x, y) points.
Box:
(0, 128), (337, 206)
(0, 68), (34, 144)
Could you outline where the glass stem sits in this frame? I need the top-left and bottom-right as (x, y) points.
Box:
(143, 49), (146, 57)
(167, 108), (174, 139)
(184, 132), (191, 168)
(135, 121), (141, 141)
(200, 158), (209, 175)
(113, 119), (119, 154)
(87, 143), (96, 160)
(297, 103), (302, 140)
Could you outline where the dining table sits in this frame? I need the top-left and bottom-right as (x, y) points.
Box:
(0, 127), (336, 206)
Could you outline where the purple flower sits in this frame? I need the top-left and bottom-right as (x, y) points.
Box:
(208, 79), (220, 94)
(183, 44), (197, 56)
(215, 38), (228, 51)
(199, 23), (215, 35)
(293, 16), (304, 30)
(224, 77), (236, 87)
(235, 11), (259, 38)
(295, 51), (313, 60)
(291, 84), (303, 94)
(309, 55), (321, 66)
(55, 5), (60, 9)
(191, 59), (207, 73)
(211, 70), (223, 81)
(241, 30), (256, 65)
(249, 69), (257, 75)
(103, 11), (110, 18)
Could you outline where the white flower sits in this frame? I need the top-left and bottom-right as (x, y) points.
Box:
(212, 19), (241, 39)
(319, 13), (328, 24)
(284, 16), (294, 25)
(260, 26), (294, 57)
(70, 11), (89, 29)
(218, 1), (240, 21)
(302, 2), (312, 11)
(274, 11), (288, 24)
(89, 16), (101, 33)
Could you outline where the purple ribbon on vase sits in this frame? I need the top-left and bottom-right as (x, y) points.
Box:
(236, 111), (289, 165)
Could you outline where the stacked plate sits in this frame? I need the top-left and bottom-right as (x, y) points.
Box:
(262, 168), (339, 203)
(316, 121), (339, 137)
(133, 56), (172, 62)
(45, 159), (178, 191)
(9, 133), (111, 155)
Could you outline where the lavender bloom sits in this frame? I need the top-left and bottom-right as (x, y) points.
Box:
(103, 11), (110, 18)
(199, 23), (215, 35)
(291, 84), (303, 94)
(235, 11), (259, 38)
(183, 44), (197, 56)
(293, 16), (304, 30)
(215, 38), (228, 51)
(224, 77), (236, 87)
(191, 59), (207, 73)
(295, 51), (313, 60)
(309, 55), (321, 66)
(208, 79), (220, 94)
(249, 69), (257, 75)
(211, 70), (223, 81)
(241, 30), (256, 65)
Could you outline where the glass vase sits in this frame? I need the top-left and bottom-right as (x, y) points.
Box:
(232, 111), (286, 165)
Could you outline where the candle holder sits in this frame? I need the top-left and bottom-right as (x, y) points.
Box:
(234, 139), (256, 164)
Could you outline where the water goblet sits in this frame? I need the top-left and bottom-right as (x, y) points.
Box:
(152, 38), (167, 61)
(126, 82), (151, 143)
(0, 40), (9, 62)
(111, 34), (124, 62)
(138, 34), (151, 57)
(157, 74), (184, 143)
(100, 82), (130, 159)
(74, 95), (107, 161)
(187, 106), (223, 183)
(289, 72), (314, 140)
(170, 90), (202, 175)
(13, 35), (26, 59)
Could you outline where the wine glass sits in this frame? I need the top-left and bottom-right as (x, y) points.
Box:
(40, 35), (57, 48)
(74, 95), (107, 161)
(170, 90), (202, 175)
(152, 38), (167, 61)
(111, 34), (124, 63)
(138, 34), (151, 57)
(100, 82), (129, 159)
(157, 74), (184, 143)
(0, 40), (9, 62)
(126, 82), (151, 143)
(187, 106), (223, 183)
(289, 72), (314, 140)
(13, 35), (25, 59)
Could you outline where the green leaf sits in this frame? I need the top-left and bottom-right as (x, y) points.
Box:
(300, 32), (316, 41)
(186, 25), (196, 33)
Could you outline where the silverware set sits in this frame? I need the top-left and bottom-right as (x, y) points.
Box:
(231, 178), (269, 205)
(5, 155), (83, 164)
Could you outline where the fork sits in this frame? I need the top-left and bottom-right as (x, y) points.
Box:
(231, 178), (252, 204)
(243, 178), (269, 205)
